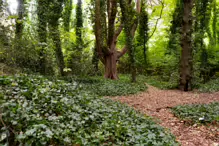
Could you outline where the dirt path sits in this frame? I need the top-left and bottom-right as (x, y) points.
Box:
(110, 85), (219, 146)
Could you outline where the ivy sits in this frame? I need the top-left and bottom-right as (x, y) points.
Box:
(172, 102), (219, 124)
(0, 75), (178, 145)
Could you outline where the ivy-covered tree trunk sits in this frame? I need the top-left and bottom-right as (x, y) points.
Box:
(179, 0), (193, 91)
(167, 0), (183, 56)
(194, 0), (212, 82)
(37, 0), (48, 74)
(92, 44), (99, 74)
(138, 1), (149, 65)
(48, 0), (65, 76)
(63, 0), (72, 32)
(212, 0), (217, 46)
(76, 0), (83, 45)
(120, 0), (140, 82)
(15, 0), (25, 50)
(49, 24), (65, 76)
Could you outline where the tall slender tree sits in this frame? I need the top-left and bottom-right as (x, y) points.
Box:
(48, 0), (65, 76)
(167, 0), (183, 56)
(15, 0), (25, 50)
(194, 0), (212, 82)
(76, 0), (83, 46)
(179, 0), (194, 91)
(137, 1), (149, 65)
(120, 0), (140, 82)
(212, 0), (217, 46)
(37, 0), (49, 74)
(63, 0), (72, 32)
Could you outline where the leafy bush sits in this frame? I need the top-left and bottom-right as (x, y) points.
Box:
(171, 102), (219, 124)
(0, 75), (178, 145)
(198, 78), (219, 92)
(64, 75), (148, 96)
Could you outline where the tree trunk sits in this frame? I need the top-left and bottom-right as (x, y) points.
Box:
(212, 0), (217, 46)
(48, 0), (65, 76)
(15, 0), (24, 51)
(104, 44), (118, 79)
(94, 0), (140, 80)
(15, 0), (24, 39)
(49, 25), (65, 76)
(179, 0), (193, 91)
(37, 0), (48, 74)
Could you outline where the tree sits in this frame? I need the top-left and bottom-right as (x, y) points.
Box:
(48, 0), (65, 76)
(15, 0), (25, 50)
(179, 0), (194, 91)
(137, 1), (149, 65)
(76, 0), (83, 46)
(63, 0), (72, 32)
(94, 0), (141, 80)
(167, 0), (183, 56)
(212, 0), (217, 46)
(37, 0), (49, 74)
(194, 0), (212, 82)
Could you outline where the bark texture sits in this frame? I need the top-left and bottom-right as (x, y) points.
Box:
(179, 0), (193, 91)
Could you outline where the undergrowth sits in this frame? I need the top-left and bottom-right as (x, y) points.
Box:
(62, 75), (147, 96)
(144, 75), (219, 92)
(143, 76), (178, 90)
(0, 75), (178, 145)
(198, 78), (219, 92)
(171, 102), (219, 124)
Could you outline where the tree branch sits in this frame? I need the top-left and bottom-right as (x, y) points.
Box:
(114, 23), (123, 39)
(148, 0), (164, 40)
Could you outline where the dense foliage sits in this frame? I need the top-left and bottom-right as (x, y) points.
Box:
(198, 78), (219, 92)
(1, 0), (219, 90)
(0, 75), (178, 145)
(69, 75), (147, 96)
(172, 102), (219, 124)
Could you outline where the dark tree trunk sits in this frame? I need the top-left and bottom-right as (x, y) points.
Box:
(76, 0), (83, 45)
(179, 0), (193, 91)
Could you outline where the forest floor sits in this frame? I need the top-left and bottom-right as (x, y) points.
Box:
(110, 85), (219, 146)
